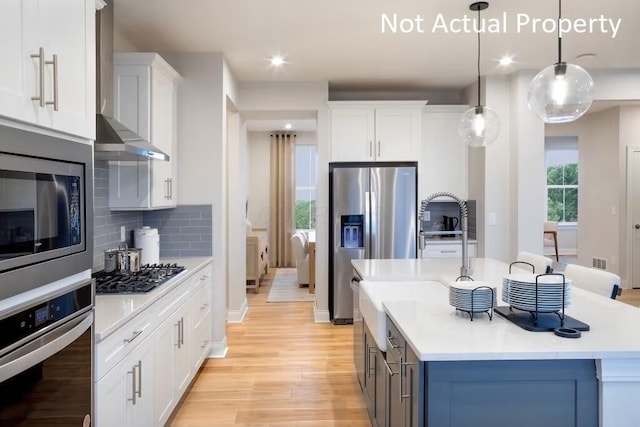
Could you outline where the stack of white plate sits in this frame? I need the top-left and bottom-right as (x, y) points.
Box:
(502, 273), (571, 313)
(449, 281), (497, 313)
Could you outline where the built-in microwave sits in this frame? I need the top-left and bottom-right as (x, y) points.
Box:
(0, 126), (93, 300)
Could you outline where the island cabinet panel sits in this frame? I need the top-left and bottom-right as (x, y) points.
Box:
(425, 359), (598, 427)
(363, 322), (388, 427)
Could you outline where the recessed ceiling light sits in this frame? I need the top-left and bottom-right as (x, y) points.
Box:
(498, 56), (513, 67)
(270, 56), (285, 66)
(284, 123), (292, 130)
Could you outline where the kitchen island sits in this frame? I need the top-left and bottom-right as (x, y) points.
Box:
(353, 258), (640, 427)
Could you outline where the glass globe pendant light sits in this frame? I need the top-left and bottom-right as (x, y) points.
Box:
(528, 0), (594, 123)
(459, 1), (500, 148)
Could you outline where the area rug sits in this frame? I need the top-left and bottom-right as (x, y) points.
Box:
(266, 268), (315, 303)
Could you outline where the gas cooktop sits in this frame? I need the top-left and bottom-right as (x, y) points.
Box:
(94, 263), (186, 294)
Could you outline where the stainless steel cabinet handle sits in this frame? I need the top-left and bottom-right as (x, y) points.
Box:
(367, 347), (376, 377)
(128, 360), (142, 405)
(31, 47), (45, 107)
(180, 317), (185, 346)
(165, 178), (170, 200)
(123, 330), (142, 344)
(377, 140), (381, 157)
(45, 54), (58, 111)
(200, 303), (209, 310)
(383, 358), (397, 376)
(175, 319), (182, 348)
(386, 334), (400, 349)
(441, 250), (457, 254)
(136, 360), (143, 399)
(400, 360), (413, 401)
(369, 140), (373, 157)
(201, 340), (209, 349)
(169, 178), (173, 200)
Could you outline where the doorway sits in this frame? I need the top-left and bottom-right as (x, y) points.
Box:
(628, 146), (640, 288)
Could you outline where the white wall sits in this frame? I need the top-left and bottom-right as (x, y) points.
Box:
(547, 109), (620, 272)
(161, 52), (239, 356)
(238, 82), (330, 322)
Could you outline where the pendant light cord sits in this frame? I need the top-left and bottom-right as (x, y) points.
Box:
(477, 6), (481, 106)
(557, 0), (562, 63)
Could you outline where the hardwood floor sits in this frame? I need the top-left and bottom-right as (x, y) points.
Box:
(618, 288), (640, 307)
(168, 269), (369, 426)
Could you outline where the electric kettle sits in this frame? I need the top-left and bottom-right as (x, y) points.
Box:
(443, 215), (459, 237)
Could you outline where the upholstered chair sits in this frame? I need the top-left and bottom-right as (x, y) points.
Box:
(516, 251), (554, 274)
(563, 264), (621, 300)
(290, 233), (309, 286)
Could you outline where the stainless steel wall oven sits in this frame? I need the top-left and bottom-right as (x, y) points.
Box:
(0, 126), (93, 300)
(0, 279), (94, 425)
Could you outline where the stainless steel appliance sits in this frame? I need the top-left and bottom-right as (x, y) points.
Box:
(329, 162), (417, 324)
(94, 263), (186, 294)
(0, 126), (93, 300)
(0, 279), (94, 425)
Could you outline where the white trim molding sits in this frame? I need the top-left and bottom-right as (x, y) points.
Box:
(227, 299), (248, 323)
(208, 336), (229, 359)
(597, 358), (640, 427)
(314, 304), (330, 323)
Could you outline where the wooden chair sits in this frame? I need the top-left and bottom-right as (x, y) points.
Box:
(516, 251), (554, 274)
(543, 221), (559, 261)
(563, 264), (621, 299)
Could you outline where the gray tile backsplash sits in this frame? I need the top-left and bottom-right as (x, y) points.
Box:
(93, 162), (213, 270)
(420, 200), (477, 240)
(142, 205), (213, 258)
(93, 160), (143, 270)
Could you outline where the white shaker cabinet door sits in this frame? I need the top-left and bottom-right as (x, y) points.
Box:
(31, 0), (95, 139)
(330, 108), (375, 162)
(150, 68), (175, 208)
(420, 106), (469, 200)
(374, 107), (420, 161)
(0, 0), (36, 126)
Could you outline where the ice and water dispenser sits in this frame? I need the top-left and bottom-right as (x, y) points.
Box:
(340, 215), (364, 249)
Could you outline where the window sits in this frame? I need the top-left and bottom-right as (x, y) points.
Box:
(545, 137), (578, 223)
(295, 144), (317, 230)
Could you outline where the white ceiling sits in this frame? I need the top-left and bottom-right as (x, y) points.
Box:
(114, 0), (640, 90)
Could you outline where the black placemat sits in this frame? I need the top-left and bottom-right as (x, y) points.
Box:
(494, 306), (590, 332)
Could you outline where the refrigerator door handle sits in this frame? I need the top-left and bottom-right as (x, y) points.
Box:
(370, 190), (377, 258)
(364, 191), (370, 259)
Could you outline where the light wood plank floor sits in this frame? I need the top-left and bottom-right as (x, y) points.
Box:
(169, 269), (369, 427)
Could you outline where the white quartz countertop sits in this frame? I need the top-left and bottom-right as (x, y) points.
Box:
(356, 258), (640, 362)
(94, 257), (212, 341)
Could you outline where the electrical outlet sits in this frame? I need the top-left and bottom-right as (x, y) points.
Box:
(488, 213), (497, 226)
(424, 211), (431, 221)
(120, 226), (126, 242)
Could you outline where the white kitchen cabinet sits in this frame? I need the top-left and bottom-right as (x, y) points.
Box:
(0, 0), (97, 140)
(420, 106), (469, 200)
(190, 270), (212, 371)
(329, 101), (424, 162)
(109, 52), (181, 210)
(96, 334), (154, 427)
(153, 297), (191, 426)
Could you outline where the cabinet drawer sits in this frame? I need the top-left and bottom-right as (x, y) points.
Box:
(95, 308), (154, 381)
(386, 316), (407, 360)
(191, 277), (212, 329)
(422, 242), (477, 258)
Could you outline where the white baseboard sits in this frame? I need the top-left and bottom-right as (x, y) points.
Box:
(227, 298), (248, 323)
(208, 336), (228, 358)
(314, 304), (330, 323)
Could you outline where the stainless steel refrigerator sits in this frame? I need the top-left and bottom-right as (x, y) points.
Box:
(329, 162), (417, 324)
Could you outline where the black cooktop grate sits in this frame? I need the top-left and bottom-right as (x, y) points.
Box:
(94, 263), (185, 294)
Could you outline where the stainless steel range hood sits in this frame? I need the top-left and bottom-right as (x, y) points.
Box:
(94, 2), (169, 161)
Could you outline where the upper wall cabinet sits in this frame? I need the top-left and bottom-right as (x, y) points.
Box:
(420, 105), (469, 200)
(0, 0), (96, 140)
(329, 101), (425, 162)
(109, 53), (181, 210)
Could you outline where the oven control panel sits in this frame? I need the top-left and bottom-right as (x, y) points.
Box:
(0, 281), (93, 351)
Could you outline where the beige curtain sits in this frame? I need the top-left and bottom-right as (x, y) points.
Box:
(269, 134), (296, 267)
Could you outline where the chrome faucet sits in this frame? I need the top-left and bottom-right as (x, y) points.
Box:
(419, 192), (471, 277)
